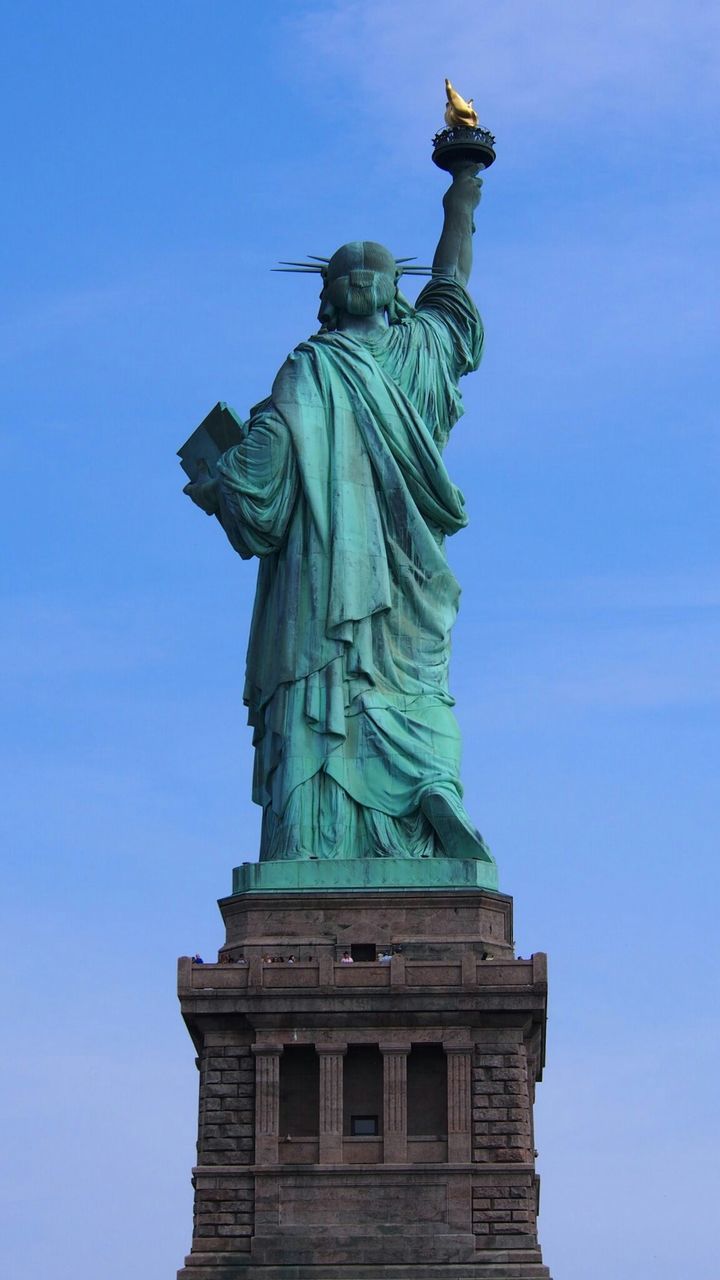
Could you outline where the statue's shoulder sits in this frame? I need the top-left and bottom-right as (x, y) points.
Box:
(270, 337), (332, 406)
(415, 276), (478, 315)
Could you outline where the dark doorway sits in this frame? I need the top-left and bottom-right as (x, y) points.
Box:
(350, 943), (377, 961)
(407, 1044), (447, 1137)
(279, 1046), (319, 1137)
(343, 1044), (383, 1135)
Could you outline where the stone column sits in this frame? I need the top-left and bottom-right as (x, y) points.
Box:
(445, 1045), (473, 1163)
(317, 1046), (346, 1163)
(381, 1044), (410, 1163)
(252, 1045), (282, 1165)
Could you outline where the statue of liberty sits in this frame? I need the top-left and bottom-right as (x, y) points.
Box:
(183, 159), (496, 875)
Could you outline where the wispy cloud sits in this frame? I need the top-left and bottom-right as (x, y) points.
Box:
(536, 1027), (719, 1278)
(0, 595), (173, 681)
(455, 569), (720, 715)
(293, 0), (720, 134)
(0, 283), (152, 364)
(479, 569), (720, 615)
(544, 626), (720, 711)
(0, 244), (262, 364)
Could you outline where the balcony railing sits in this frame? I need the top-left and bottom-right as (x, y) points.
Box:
(181, 954), (546, 993)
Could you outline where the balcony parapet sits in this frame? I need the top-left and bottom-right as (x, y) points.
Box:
(178, 954), (547, 996)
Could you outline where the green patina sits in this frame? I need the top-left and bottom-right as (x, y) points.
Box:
(232, 857), (498, 896)
(182, 169), (497, 890)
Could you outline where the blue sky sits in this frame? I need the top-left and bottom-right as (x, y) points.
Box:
(1, 2), (718, 1276)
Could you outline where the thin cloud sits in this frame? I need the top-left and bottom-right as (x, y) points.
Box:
(455, 575), (720, 715)
(0, 596), (174, 681)
(475, 570), (720, 615)
(293, 0), (720, 133)
(0, 283), (152, 364)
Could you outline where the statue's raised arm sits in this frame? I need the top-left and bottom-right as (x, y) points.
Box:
(430, 76), (496, 289)
(432, 167), (482, 288)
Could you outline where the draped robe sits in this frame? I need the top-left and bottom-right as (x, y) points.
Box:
(215, 278), (484, 861)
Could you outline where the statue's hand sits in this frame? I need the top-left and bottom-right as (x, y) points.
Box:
(183, 460), (220, 516)
(443, 167), (483, 214)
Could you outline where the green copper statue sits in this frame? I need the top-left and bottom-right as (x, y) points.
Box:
(183, 135), (496, 879)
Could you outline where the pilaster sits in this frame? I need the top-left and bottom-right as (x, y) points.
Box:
(252, 1045), (282, 1165)
(318, 1045), (346, 1163)
(381, 1043), (410, 1163)
(445, 1043), (473, 1163)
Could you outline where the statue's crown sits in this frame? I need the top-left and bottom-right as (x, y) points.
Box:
(273, 243), (431, 280)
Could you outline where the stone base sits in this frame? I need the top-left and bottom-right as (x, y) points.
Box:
(177, 884), (551, 1280)
(232, 857), (499, 895)
(179, 1262), (552, 1278)
(218, 883), (514, 960)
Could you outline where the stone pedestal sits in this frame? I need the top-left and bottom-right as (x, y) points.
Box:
(176, 885), (552, 1280)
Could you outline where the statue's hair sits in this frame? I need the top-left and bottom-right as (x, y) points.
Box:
(274, 243), (430, 330)
(319, 241), (398, 328)
(325, 267), (397, 318)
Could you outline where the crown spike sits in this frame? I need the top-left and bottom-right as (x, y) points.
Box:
(277, 260), (324, 269)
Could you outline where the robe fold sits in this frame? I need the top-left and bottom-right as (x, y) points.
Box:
(215, 278), (484, 860)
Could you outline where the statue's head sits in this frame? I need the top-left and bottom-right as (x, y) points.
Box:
(319, 241), (397, 328)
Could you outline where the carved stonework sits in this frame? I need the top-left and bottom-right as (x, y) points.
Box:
(176, 887), (552, 1280)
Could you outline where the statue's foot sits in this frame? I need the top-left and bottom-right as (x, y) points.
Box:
(421, 791), (494, 863)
